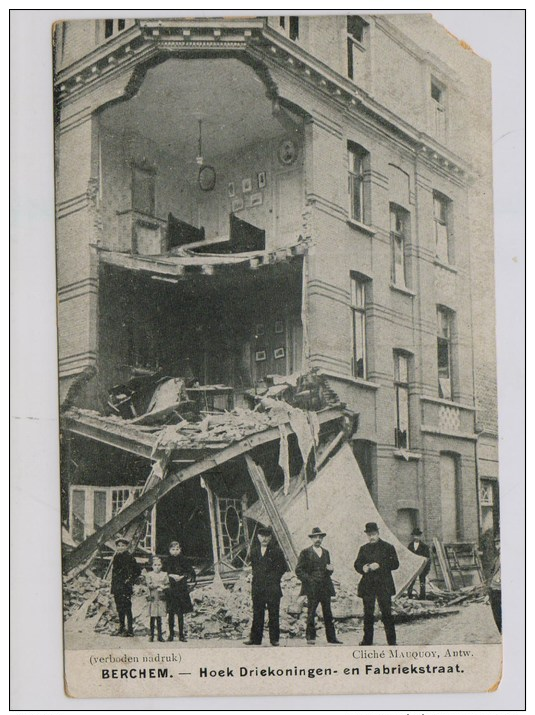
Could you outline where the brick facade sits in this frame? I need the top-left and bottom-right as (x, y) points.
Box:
(54, 15), (498, 543)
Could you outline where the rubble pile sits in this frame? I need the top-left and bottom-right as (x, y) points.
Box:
(64, 571), (488, 638)
(63, 570), (362, 639)
(153, 408), (275, 452)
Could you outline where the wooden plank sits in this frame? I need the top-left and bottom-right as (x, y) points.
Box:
(244, 454), (298, 570)
(61, 414), (155, 460)
(315, 431), (345, 471)
(433, 537), (455, 591)
(202, 478), (221, 577)
(63, 407), (344, 573)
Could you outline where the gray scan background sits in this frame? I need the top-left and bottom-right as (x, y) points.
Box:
(10, 7), (525, 711)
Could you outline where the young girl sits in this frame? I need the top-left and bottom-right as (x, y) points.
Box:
(144, 556), (169, 642)
(164, 541), (196, 642)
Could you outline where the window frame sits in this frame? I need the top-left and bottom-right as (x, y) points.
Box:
(350, 274), (369, 379)
(437, 306), (454, 400)
(433, 191), (452, 264)
(348, 142), (370, 225)
(69, 485), (155, 551)
(346, 15), (368, 80)
(430, 77), (447, 140)
(103, 18), (127, 40)
(279, 15), (299, 40)
(390, 204), (409, 288)
(394, 351), (411, 449)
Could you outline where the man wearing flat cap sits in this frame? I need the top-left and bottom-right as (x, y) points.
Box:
(244, 525), (288, 646)
(354, 522), (399, 646)
(407, 527), (431, 600)
(295, 527), (342, 645)
(111, 536), (141, 637)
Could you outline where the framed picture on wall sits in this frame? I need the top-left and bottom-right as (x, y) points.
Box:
(242, 177), (252, 193)
(255, 350), (267, 362)
(274, 347), (285, 359)
(255, 323), (265, 337)
(257, 171), (266, 189)
(228, 181), (235, 197)
(274, 320), (284, 334)
(248, 192), (263, 208)
(231, 197), (244, 212)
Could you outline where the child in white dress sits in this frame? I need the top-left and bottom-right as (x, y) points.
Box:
(145, 556), (169, 642)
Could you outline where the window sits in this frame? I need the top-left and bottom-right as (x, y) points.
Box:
(279, 16), (299, 40)
(433, 191), (452, 264)
(437, 307), (454, 400)
(347, 15), (368, 80)
(390, 205), (409, 288)
(431, 78), (446, 140)
(69, 486), (155, 551)
(289, 16), (299, 41)
(348, 143), (369, 224)
(93, 490), (107, 531)
(351, 275), (368, 379)
(71, 489), (85, 543)
(104, 18), (126, 39)
(394, 352), (410, 449)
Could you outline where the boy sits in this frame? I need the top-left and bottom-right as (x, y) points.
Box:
(111, 536), (141, 637)
(164, 541), (196, 642)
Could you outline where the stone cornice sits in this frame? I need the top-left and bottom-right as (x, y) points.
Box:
(55, 17), (473, 182)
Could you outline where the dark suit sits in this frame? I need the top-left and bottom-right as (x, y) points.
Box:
(249, 540), (288, 644)
(111, 551), (141, 633)
(296, 546), (337, 643)
(407, 540), (431, 599)
(354, 539), (399, 645)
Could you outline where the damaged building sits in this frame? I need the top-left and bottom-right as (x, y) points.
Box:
(54, 15), (498, 585)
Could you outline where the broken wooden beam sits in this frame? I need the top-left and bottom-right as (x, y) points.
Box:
(61, 412), (156, 460)
(244, 454), (298, 570)
(315, 430), (345, 471)
(63, 407), (346, 574)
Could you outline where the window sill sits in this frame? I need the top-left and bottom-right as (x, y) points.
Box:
(390, 283), (416, 297)
(433, 259), (457, 274)
(346, 219), (376, 236)
(319, 370), (379, 390)
(420, 395), (475, 411)
(393, 449), (422, 461)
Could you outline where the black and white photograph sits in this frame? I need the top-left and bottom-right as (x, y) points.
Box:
(17, 9), (521, 702)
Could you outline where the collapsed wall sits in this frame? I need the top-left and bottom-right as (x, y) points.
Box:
(248, 442), (426, 596)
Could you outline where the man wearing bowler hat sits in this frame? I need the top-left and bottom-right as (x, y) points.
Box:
(244, 525), (288, 646)
(354, 522), (399, 646)
(407, 527), (431, 600)
(295, 527), (342, 645)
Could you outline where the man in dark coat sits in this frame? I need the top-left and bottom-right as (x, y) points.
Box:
(164, 541), (197, 642)
(354, 522), (399, 646)
(110, 536), (141, 637)
(407, 527), (431, 600)
(244, 526), (288, 646)
(295, 527), (342, 645)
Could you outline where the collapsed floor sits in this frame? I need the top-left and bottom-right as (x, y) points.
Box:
(62, 369), (485, 640)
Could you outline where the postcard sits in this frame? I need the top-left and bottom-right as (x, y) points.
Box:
(54, 13), (502, 698)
